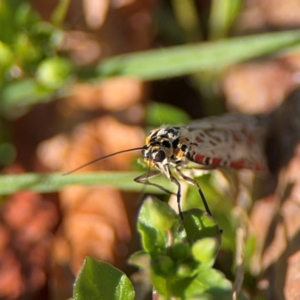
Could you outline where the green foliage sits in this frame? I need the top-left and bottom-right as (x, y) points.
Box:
(0, 0), (68, 117)
(0, 0), (300, 118)
(0, 0), (63, 74)
(209, 0), (242, 39)
(73, 197), (239, 299)
(73, 257), (135, 300)
(0, 142), (16, 165)
(146, 102), (191, 128)
(0, 0), (300, 117)
(36, 56), (73, 89)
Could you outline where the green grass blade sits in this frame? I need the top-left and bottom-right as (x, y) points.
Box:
(97, 30), (300, 80)
(0, 172), (174, 195)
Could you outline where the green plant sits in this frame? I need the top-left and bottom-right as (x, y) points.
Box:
(74, 196), (242, 300)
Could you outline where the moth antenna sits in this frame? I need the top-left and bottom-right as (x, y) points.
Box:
(63, 147), (144, 175)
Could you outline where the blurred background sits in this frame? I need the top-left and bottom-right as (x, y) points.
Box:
(1, 0), (300, 299)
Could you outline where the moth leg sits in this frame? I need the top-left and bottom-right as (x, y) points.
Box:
(135, 170), (184, 220)
(176, 168), (212, 217)
(168, 173), (184, 221)
(134, 170), (176, 196)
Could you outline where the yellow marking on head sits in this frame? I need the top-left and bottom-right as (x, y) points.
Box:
(145, 135), (151, 145)
(144, 158), (155, 168)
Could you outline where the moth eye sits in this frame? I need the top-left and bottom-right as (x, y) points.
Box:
(153, 150), (166, 162)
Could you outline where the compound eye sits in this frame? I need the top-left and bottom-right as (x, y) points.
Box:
(153, 150), (166, 163)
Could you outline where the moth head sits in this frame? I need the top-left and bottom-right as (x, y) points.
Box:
(142, 126), (188, 170)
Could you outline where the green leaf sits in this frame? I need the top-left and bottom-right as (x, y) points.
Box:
(14, 2), (39, 27)
(169, 242), (191, 262)
(51, 0), (71, 27)
(209, 0), (242, 39)
(150, 272), (169, 297)
(191, 238), (219, 267)
(172, 0), (202, 42)
(14, 32), (42, 65)
(151, 254), (175, 277)
(128, 250), (150, 271)
(73, 257), (135, 300)
(138, 196), (176, 253)
(174, 209), (221, 243)
(0, 41), (13, 76)
(169, 267), (232, 299)
(141, 196), (176, 230)
(0, 79), (53, 117)
(36, 56), (73, 89)
(0, 0), (35, 44)
(146, 102), (191, 127)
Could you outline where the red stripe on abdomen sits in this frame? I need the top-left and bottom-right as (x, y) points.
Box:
(211, 157), (222, 165)
(229, 160), (246, 169)
(194, 154), (223, 166)
(194, 154), (205, 164)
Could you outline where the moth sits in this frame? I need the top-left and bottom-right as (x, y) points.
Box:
(65, 114), (268, 219)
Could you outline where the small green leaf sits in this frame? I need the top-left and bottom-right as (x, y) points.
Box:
(144, 196), (176, 230)
(175, 263), (194, 279)
(0, 41), (13, 76)
(51, 0), (71, 27)
(73, 256), (135, 300)
(14, 2), (39, 27)
(127, 250), (150, 271)
(169, 267), (232, 299)
(14, 32), (42, 64)
(36, 56), (73, 89)
(191, 238), (219, 267)
(138, 196), (176, 253)
(0, 79), (53, 117)
(151, 254), (175, 277)
(173, 209), (221, 243)
(170, 242), (191, 261)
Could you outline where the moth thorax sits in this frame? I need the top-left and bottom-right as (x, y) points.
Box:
(174, 148), (185, 159)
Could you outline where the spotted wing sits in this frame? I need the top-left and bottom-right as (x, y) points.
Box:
(185, 114), (268, 171)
